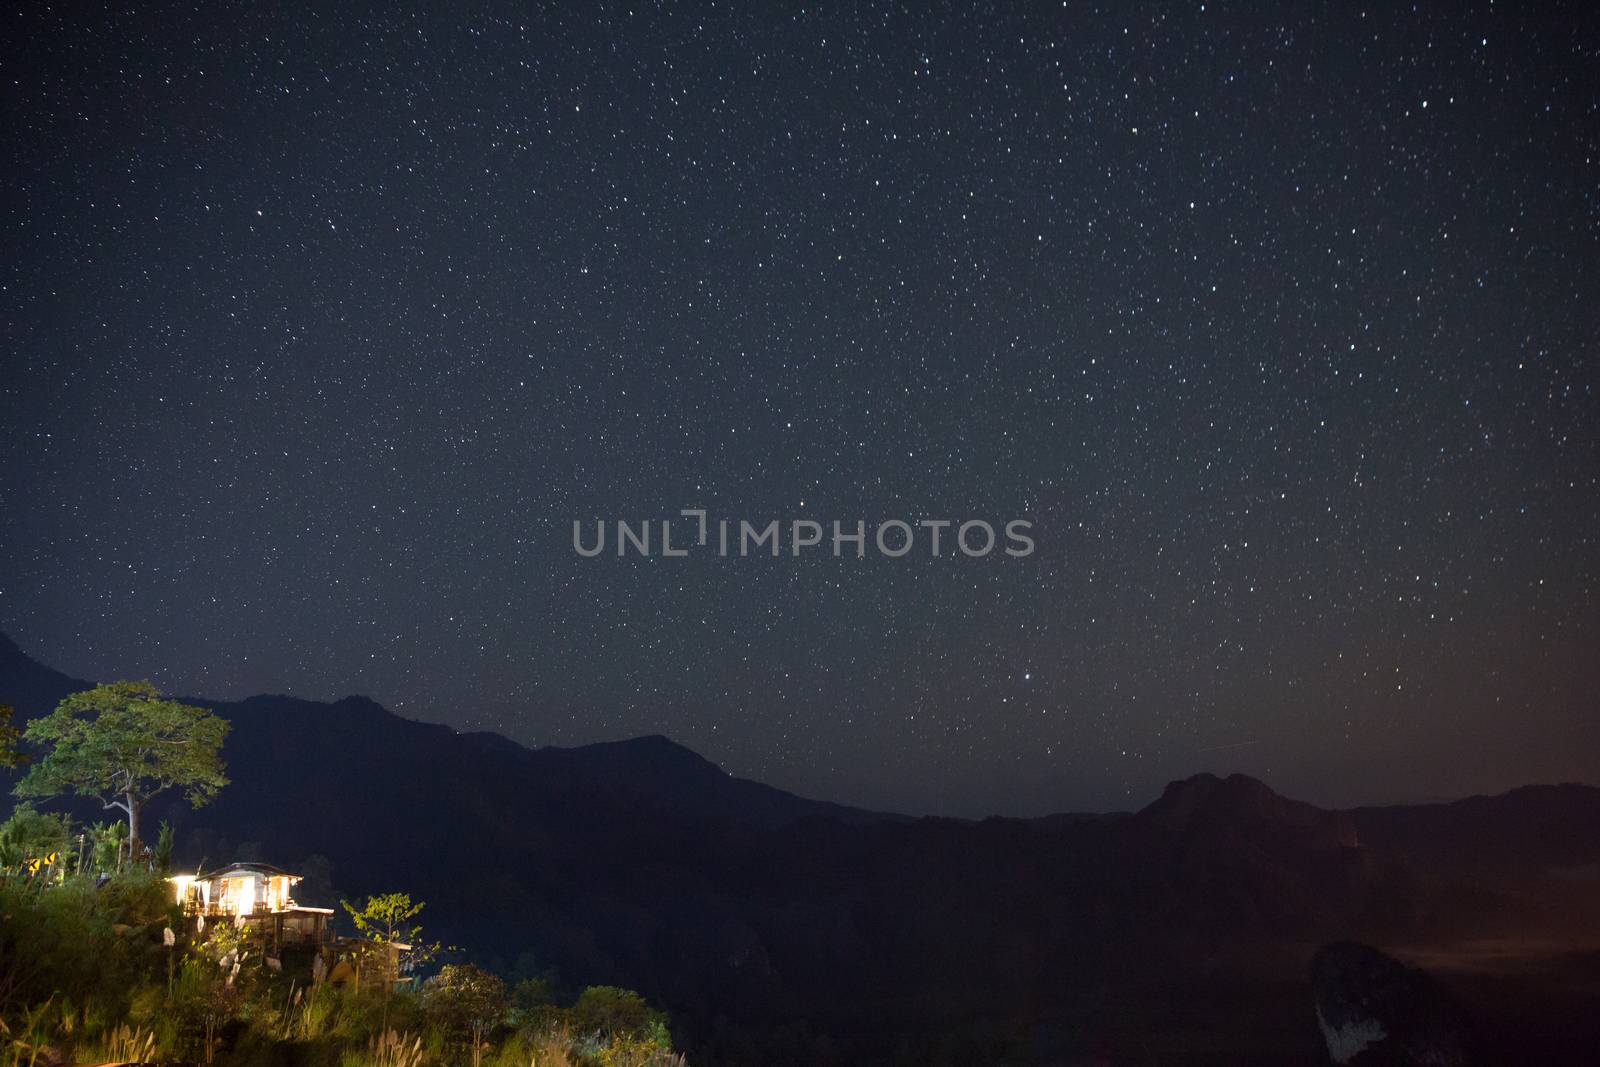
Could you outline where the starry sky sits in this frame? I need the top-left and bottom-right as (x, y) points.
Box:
(2, 2), (1596, 817)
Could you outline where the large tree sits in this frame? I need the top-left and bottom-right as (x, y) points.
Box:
(12, 680), (229, 852)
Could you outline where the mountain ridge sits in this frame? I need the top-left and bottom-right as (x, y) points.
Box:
(5, 632), (1600, 1063)
(5, 631), (1589, 820)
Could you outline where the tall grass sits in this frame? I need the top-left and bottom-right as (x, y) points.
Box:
(82, 1022), (157, 1064)
(523, 1025), (576, 1067)
(339, 1029), (425, 1067)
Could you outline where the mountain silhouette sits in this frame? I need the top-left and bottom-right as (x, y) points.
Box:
(3, 633), (1597, 1065)
(1144, 770), (1338, 830)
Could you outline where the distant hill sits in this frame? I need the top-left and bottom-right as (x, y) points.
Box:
(4, 632), (1598, 1065)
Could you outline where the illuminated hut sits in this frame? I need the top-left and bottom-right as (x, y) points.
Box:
(169, 861), (334, 950)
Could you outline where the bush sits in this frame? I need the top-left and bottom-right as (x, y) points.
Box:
(0, 873), (163, 1026)
(0, 805), (71, 870)
(571, 986), (662, 1040)
(421, 964), (507, 1067)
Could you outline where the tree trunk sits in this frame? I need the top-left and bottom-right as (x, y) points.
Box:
(126, 793), (142, 860)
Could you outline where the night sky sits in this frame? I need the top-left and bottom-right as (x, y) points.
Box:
(3, 3), (1596, 817)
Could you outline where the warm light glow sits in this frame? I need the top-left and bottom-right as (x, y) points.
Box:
(229, 876), (255, 916)
(167, 867), (305, 918)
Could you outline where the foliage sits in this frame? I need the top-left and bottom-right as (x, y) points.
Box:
(167, 957), (244, 1064)
(153, 820), (175, 874)
(0, 705), (23, 769)
(340, 892), (422, 944)
(87, 820), (128, 874)
(422, 964), (506, 1067)
(523, 1025), (578, 1067)
(12, 681), (229, 849)
(349, 1028), (425, 1067)
(591, 1034), (684, 1067)
(571, 986), (664, 1040)
(97, 868), (178, 928)
(516, 1023), (682, 1067)
(1, 995), (58, 1067)
(194, 914), (251, 972)
(0, 806), (71, 873)
(0, 870), (681, 1067)
(510, 975), (557, 1020)
(82, 1023), (156, 1065)
(247, 980), (402, 1043)
(0, 872), (166, 1025)
(340, 892), (443, 977)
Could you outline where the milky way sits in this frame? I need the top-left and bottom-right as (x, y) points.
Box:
(2, 3), (1595, 815)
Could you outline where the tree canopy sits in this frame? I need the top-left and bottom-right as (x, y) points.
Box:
(0, 703), (24, 769)
(573, 984), (665, 1038)
(12, 680), (229, 850)
(342, 890), (423, 940)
